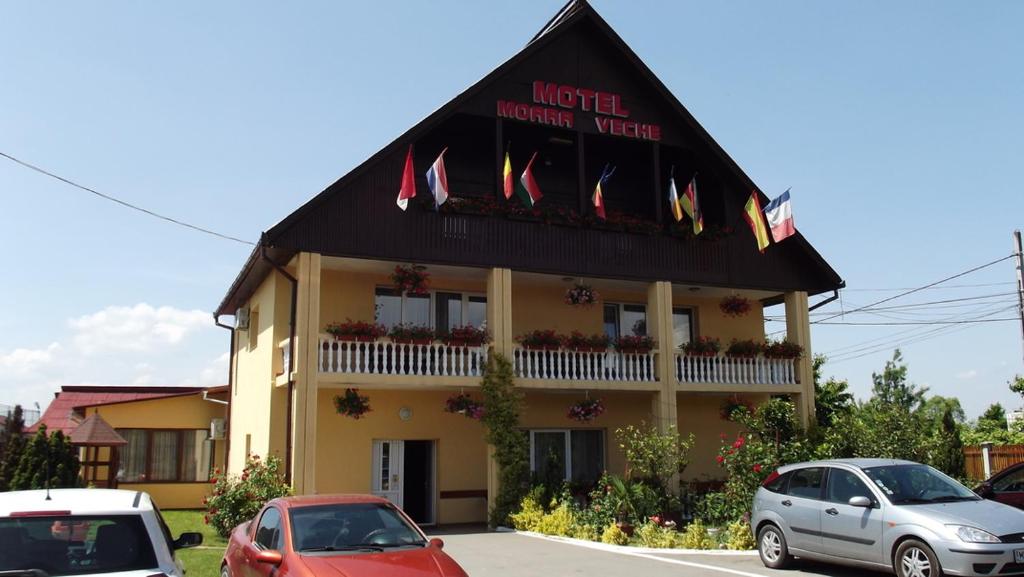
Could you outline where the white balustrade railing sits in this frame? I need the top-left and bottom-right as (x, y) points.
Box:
(513, 347), (657, 382)
(675, 354), (797, 386)
(318, 336), (488, 378)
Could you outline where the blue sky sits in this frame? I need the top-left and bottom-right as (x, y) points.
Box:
(1, 1), (1021, 420)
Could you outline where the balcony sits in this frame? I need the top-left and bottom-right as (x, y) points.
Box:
(318, 336), (488, 380)
(512, 347), (659, 388)
(674, 353), (799, 392)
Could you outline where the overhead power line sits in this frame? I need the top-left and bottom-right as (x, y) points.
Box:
(816, 317), (1018, 326)
(0, 151), (255, 246)
(841, 281), (1016, 292)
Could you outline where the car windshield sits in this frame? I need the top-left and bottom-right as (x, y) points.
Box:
(290, 503), (427, 553)
(0, 514), (158, 575)
(863, 464), (980, 505)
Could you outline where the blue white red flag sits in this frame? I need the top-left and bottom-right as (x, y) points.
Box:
(425, 148), (449, 208)
(763, 189), (795, 242)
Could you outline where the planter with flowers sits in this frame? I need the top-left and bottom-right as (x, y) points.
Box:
(719, 295), (752, 318)
(517, 329), (562, 351)
(564, 283), (600, 307)
(561, 331), (611, 352)
(442, 325), (489, 347)
(724, 339), (763, 359)
(388, 324), (435, 345)
(326, 319), (386, 342)
(681, 336), (721, 357)
(392, 264), (430, 295)
(567, 398), (605, 422)
(444, 393), (485, 420)
(334, 388), (371, 419)
(614, 334), (656, 354)
(763, 339), (803, 360)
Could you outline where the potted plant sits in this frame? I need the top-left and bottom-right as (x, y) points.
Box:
(719, 295), (751, 317)
(567, 398), (605, 422)
(444, 393), (485, 420)
(392, 264), (430, 295)
(325, 319), (386, 342)
(388, 324), (435, 345)
(587, 333), (612, 352)
(564, 283), (600, 307)
(725, 338), (763, 358)
(334, 388), (371, 419)
(681, 336), (721, 356)
(763, 339), (803, 359)
(516, 329), (562, 351)
(720, 395), (754, 421)
(442, 325), (489, 347)
(614, 334), (656, 354)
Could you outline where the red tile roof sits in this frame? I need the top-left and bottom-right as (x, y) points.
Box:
(69, 413), (127, 446)
(27, 386), (209, 436)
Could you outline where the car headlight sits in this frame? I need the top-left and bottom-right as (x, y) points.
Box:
(948, 525), (1001, 543)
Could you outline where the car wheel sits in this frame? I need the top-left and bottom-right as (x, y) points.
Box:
(220, 564), (231, 577)
(894, 539), (942, 577)
(757, 524), (792, 569)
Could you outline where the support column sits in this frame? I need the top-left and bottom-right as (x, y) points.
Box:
(784, 291), (814, 428)
(485, 268), (513, 518)
(647, 281), (677, 432)
(292, 252), (322, 494)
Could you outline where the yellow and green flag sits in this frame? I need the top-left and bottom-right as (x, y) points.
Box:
(743, 192), (771, 253)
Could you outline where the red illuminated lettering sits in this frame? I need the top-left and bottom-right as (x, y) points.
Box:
(595, 92), (613, 115)
(557, 85), (576, 108)
(611, 94), (629, 117)
(577, 88), (595, 111)
(533, 81), (558, 105)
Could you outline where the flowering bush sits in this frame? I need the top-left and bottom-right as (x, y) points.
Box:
(334, 388), (371, 419)
(719, 295), (751, 317)
(565, 283), (600, 306)
(442, 324), (489, 346)
(567, 398), (605, 422)
(388, 323), (435, 343)
(725, 339), (763, 358)
(614, 334), (656, 352)
(325, 319), (385, 340)
(445, 393), (485, 419)
(681, 336), (720, 356)
(561, 331), (611, 351)
(392, 264), (429, 295)
(205, 455), (291, 538)
(516, 329), (562, 350)
(763, 339), (803, 359)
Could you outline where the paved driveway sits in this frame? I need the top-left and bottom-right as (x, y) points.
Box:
(428, 527), (876, 577)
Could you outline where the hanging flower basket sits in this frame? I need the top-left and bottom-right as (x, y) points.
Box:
(392, 264), (430, 295)
(334, 388), (371, 419)
(720, 395), (754, 421)
(613, 334), (656, 354)
(326, 319), (386, 341)
(719, 295), (751, 317)
(516, 329), (562, 351)
(388, 323), (436, 345)
(567, 398), (605, 422)
(763, 339), (803, 359)
(564, 283), (600, 307)
(444, 393), (485, 420)
(682, 336), (721, 356)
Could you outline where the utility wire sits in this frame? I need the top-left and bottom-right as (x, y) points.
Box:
(815, 317), (1017, 326)
(841, 281), (1016, 292)
(0, 151), (255, 246)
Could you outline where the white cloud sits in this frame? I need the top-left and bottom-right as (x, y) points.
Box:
(68, 303), (211, 354)
(956, 369), (978, 380)
(0, 343), (61, 375)
(199, 352), (230, 385)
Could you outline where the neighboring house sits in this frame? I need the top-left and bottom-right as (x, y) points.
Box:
(29, 385), (228, 508)
(214, 0), (843, 525)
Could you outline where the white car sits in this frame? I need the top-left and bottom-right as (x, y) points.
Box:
(0, 488), (202, 577)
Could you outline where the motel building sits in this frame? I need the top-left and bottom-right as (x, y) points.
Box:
(216, 0), (843, 526)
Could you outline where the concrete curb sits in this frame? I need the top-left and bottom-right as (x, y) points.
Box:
(510, 529), (758, 556)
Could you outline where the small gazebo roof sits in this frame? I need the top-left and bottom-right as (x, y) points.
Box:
(69, 413), (127, 447)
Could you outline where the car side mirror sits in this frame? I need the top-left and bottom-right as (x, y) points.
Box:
(255, 550), (283, 565)
(429, 538), (444, 549)
(173, 532), (203, 549)
(848, 496), (873, 508)
(977, 483), (994, 498)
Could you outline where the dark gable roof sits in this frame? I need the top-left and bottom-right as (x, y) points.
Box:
(216, 0), (843, 316)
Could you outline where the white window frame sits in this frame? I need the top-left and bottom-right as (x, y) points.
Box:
(375, 287), (486, 330)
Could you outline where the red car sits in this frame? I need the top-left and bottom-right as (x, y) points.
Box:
(220, 495), (468, 577)
(975, 461), (1024, 509)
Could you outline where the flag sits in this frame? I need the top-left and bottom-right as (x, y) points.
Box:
(502, 151), (514, 199)
(516, 152), (543, 207)
(425, 147), (449, 208)
(743, 192), (771, 253)
(667, 177), (684, 222)
(681, 175), (703, 235)
(592, 164), (615, 220)
(396, 145), (416, 211)
(763, 189), (795, 242)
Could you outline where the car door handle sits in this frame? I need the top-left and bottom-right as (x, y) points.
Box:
(781, 500), (792, 507)
(825, 508), (839, 516)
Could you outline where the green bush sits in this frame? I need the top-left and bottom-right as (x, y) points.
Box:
(632, 521), (683, 548)
(680, 519), (715, 550)
(205, 455), (291, 538)
(600, 522), (630, 545)
(534, 502), (578, 536)
(509, 493), (545, 532)
(9, 425), (80, 491)
(725, 520), (755, 550)
(480, 354), (530, 528)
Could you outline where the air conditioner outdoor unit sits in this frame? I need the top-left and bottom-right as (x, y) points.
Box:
(235, 307), (250, 330)
(210, 418), (226, 440)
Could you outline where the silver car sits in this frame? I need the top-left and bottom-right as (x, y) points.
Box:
(751, 459), (1024, 577)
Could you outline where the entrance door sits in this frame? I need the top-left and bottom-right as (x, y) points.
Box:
(403, 440), (435, 526)
(371, 440), (403, 507)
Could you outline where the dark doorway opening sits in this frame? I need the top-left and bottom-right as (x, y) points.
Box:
(402, 440), (435, 525)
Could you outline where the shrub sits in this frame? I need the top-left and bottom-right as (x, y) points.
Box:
(601, 522), (630, 545)
(9, 425), (80, 491)
(480, 354), (530, 527)
(680, 519), (715, 549)
(632, 521), (682, 548)
(616, 424), (693, 496)
(535, 502), (578, 536)
(694, 491), (732, 527)
(205, 455), (291, 538)
(725, 520), (755, 550)
(510, 493), (545, 532)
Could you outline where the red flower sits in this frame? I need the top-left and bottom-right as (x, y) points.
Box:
(715, 455), (724, 464)
(719, 433), (728, 440)
(753, 464), (763, 473)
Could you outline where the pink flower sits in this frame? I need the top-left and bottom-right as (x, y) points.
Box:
(753, 464), (762, 473)
(716, 455), (724, 464)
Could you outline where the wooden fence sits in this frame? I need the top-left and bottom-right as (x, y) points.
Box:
(964, 445), (1024, 480)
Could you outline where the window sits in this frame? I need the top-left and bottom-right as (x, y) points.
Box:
(254, 508), (282, 550)
(994, 468), (1024, 493)
(529, 429), (604, 483)
(672, 307), (693, 348)
(0, 514), (157, 573)
(785, 467), (824, 500)
(603, 303), (647, 340)
(826, 468), (874, 505)
(116, 429), (214, 483)
(763, 470), (790, 494)
(374, 288), (486, 331)
(247, 310), (259, 350)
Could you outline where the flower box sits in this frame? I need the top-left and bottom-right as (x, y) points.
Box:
(392, 338), (433, 345)
(326, 319), (386, 341)
(337, 335), (376, 342)
(516, 329), (562, 351)
(613, 334), (656, 353)
(441, 325), (489, 347)
(725, 339), (763, 358)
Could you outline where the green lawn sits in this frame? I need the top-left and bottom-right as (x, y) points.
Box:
(163, 510), (226, 577)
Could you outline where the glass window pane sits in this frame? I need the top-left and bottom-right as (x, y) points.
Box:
(150, 431), (179, 481)
(570, 430), (604, 483)
(255, 508), (282, 550)
(673, 308), (692, 348)
(603, 304), (620, 340)
(375, 288), (402, 330)
(786, 467), (824, 500)
(622, 304), (647, 336)
(435, 292), (462, 332)
(467, 296), (487, 329)
(532, 432), (567, 481)
(117, 429), (147, 482)
(826, 468), (873, 504)
(405, 293), (430, 327)
(181, 430), (213, 482)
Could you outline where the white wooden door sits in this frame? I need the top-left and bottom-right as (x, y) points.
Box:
(371, 439), (403, 507)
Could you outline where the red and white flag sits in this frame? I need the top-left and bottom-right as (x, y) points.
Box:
(396, 145), (416, 211)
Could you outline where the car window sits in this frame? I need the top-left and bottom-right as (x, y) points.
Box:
(289, 503), (426, 552)
(994, 468), (1024, 493)
(253, 508), (282, 551)
(826, 468), (874, 504)
(764, 471), (791, 494)
(864, 463), (978, 505)
(785, 467), (824, 500)
(0, 514), (158, 575)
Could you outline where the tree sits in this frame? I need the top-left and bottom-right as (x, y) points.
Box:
(9, 425), (80, 491)
(1009, 374), (1024, 398)
(927, 407), (966, 478)
(867, 349), (927, 412)
(859, 350), (928, 461)
(921, 396), (966, 427)
(480, 354), (530, 527)
(979, 403), (1008, 431)
(0, 405), (26, 492)
(812, 355), (855, 429)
